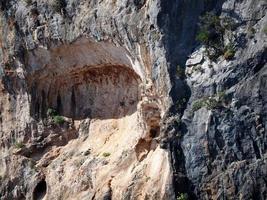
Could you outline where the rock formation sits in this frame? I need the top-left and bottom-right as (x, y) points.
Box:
(0, 0), (266, 199)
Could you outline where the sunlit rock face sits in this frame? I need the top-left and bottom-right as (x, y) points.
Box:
(1, 0), (267, 199)
(0, 14), (174, 198)
(15, 38), (173, 199)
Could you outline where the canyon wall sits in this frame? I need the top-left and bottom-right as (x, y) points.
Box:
(0, 0), (266, 199)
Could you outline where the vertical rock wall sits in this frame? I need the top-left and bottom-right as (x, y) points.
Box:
(0, 0), (266, 199)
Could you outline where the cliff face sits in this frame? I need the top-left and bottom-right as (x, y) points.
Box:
(0, 0), (266, 200)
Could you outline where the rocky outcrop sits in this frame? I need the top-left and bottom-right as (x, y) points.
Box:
(182, 0), (267, 199)
(0, 1), (173, 199)
(0, 0), (266, 199)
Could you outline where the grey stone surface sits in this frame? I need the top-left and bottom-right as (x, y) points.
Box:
(0, 0), (267, 199)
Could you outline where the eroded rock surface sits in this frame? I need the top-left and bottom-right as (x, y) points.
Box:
(0, 0), (267, 199)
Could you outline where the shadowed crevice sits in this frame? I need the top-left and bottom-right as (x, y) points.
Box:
(33, 179), (47, 200)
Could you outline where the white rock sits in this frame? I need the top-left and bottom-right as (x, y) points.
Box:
(186, 51), (204, 66)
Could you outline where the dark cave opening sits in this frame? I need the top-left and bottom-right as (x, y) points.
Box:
(149, 126), (160, 138)
(33, 179), (47, 200)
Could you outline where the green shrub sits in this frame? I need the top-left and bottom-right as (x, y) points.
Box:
(196, 12), (238, 61)
(177, 193), (188, 200)
(102, 152), (111, 157)
(14, 141), (25, 149)
(192, 95), (222, 112)
(47, 108), (57, 117)
(223, 44), (235, 60)
(52, 0), (66, 13)
(196, 12), (225, 60)
(47, 108), (65, 125)
(223, 49), (235, 60)
(53, 115), (65, 125)
(192, 99), (205, 112)
(196, 12), (223, 45)
(196, 29), (210, 45)
(24, 0), (32, 6)
(206, 98), (220, 110)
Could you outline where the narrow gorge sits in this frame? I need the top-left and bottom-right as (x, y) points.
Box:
(0, 0), (266, 199)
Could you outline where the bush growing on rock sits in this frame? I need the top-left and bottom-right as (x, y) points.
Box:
(24, 0), (32, 6)
(177, 193), (188, 200)
(47, 108), (57, 117)
(206, 98), (220, 110)
(223, 44), (236, 60)
(53, 115), (65, 125)
(192, 99), (206, 112)
(192, 92), (227, 112)
(196, 30), (210, 45)
(196, 12), (223, 47)
(14, 141), (25, 149)
(196, 12), (237, 61)
(102, 152), (111, 157)
(47, 108), (65, 125)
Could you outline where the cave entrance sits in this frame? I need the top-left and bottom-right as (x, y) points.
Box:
(33, 179), (47, 200)
(149, 126), (160, 138)
(27, 39), (142, 120)
(30, 65), (141, 120)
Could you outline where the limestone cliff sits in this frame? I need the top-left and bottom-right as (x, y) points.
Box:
(0, 0), (266, 200)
